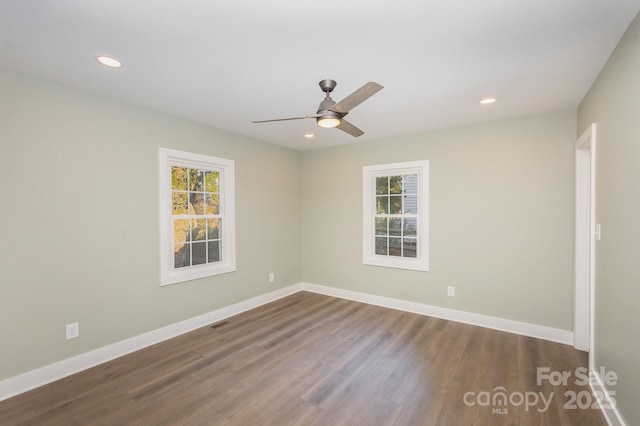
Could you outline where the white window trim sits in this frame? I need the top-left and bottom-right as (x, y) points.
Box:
(362, 160), (429, 271)
(159, 148), (236, 286)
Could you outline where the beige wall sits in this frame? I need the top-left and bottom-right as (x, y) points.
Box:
(578, 12), (640, 426)
(301, 111), (577, 330)
(0, 68), (301, 380)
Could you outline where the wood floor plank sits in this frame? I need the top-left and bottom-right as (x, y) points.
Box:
(0, 292), (607, 426)
(392, 321), (473, 425)
(353, 395), (403, 426)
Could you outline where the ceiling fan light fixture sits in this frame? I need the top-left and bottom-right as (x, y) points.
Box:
(317, 115), (341, 128)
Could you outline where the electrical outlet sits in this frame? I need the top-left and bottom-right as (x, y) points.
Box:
(269, 272), (275, 283)
(447, 286), (455, 297)
(66, 322), (79, 339)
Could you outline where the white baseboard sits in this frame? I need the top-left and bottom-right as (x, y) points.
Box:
(0, 284), (301, 402)
(301, 282), (574, 345)
(590, 368), (626, 426)
(1, 281), (575, 402)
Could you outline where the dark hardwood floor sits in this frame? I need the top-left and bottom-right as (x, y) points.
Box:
(0, 292), (606, 425)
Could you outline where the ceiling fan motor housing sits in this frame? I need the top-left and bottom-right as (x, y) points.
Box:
(316, 81), (345, 125)
(317, 96), (337, 112)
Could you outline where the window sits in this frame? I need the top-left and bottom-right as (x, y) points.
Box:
(159, 148), (236, 286)
(363, 160), (429, 271)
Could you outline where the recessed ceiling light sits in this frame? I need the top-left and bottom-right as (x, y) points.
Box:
(304, 134), (315, 139)
(95, 55), (123, 68)
(480, 97), (497, 104)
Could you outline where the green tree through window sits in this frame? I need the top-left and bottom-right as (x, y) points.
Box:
(171, 167), (222, 268)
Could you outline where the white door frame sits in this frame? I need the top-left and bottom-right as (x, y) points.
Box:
(574, 123), (596, 365)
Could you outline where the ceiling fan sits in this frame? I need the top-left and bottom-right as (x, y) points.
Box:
(252, 79), (384, 137)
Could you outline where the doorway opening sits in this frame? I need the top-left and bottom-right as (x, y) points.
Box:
(574, 123), (596, 368)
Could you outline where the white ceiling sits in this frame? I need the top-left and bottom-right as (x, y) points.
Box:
(1, 1), (639, 151)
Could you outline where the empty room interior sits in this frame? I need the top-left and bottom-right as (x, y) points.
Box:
(1, 1), (639, 425)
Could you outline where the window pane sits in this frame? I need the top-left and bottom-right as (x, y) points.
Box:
(375, 236), (388, 255)
(403, 194), (418, 214)
(389, 176), (402, 194)
(172, 167), (188, 191)
(174, 243), (190, 268)
(403, 218), (417, 236)
(403, 174), (418, 194)
(375, 217), (387, 235)
(208, 241), (220, 262)
(389, 237), (402, 256)
(207, 218), (220, 240)
(189, 192), (204, 215)
(403, 238), (417, 258)
(389, 218), (402, 236)
(376, 176), (388, 195)
(192, 219), (207, 241)
(172, 192), (188, 215)
(390, 196), (402, 214)
(205, 193), (220, 214)
(192, 242), (206, 265)
(173, 219), (191, 243)
(376, 196), (389, 214)
(205, 171), (219, 193)
(189, 169), (204, 191)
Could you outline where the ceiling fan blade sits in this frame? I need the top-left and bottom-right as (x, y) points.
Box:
(330, 82), (384, 114)
(252, 114), (321, 123)
(337, 119), (364, 137)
